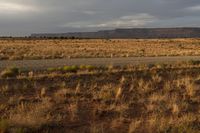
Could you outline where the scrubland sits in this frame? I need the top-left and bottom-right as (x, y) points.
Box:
(1, 38), (200, 60)
(0, 61), (200, 133)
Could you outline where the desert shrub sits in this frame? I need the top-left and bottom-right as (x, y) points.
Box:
(156, 63), (167, 69)
(188, 60), (200, 65)
(1, 67), (19, 78)
(15, 128), (27, 133)
(147, 64), (156, 69)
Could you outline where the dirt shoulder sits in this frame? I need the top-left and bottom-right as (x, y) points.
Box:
(0, 56), (200, 70)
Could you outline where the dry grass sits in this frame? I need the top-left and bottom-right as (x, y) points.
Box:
(1, 38), (200, 60)
(0, 62), (200, 133)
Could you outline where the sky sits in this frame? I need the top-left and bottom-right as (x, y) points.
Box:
(0, 0), (200, 36)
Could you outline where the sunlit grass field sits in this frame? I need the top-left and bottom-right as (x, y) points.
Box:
(1, 38), (200, 60)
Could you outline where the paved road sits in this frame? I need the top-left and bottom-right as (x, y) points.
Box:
(0, 56), (200, 70)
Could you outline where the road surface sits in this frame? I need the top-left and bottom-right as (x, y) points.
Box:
(0, 56), (200, 70)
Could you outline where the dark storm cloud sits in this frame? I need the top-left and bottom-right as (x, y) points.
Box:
(0, 0), (200, 36)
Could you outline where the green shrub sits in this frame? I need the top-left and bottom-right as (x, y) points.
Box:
(47, 65), (96, 73)
(1, 67), (19, 78)
(79, 65), (96, 71)
(79, 65), (87, 70)
(85, 65), (96, 71)
(47, 67), (57, 72)
(62, 66), (79, 73)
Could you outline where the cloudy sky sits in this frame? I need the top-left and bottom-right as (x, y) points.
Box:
(0, 0), (200, 36)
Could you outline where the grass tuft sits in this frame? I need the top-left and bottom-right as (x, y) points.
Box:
(0, 119), (9, 133)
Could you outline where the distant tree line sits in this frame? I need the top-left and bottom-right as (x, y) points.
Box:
(29, 36), (94, 40)
(38, 36), (78, 39)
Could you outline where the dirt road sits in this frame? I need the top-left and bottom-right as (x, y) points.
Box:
(0, 56), (200, 70)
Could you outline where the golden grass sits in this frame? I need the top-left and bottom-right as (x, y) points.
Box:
(1, 38), (200, 60)
(0, 63), (200, 133)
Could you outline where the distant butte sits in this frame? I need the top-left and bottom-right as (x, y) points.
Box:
(31, 27), (200, 39)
